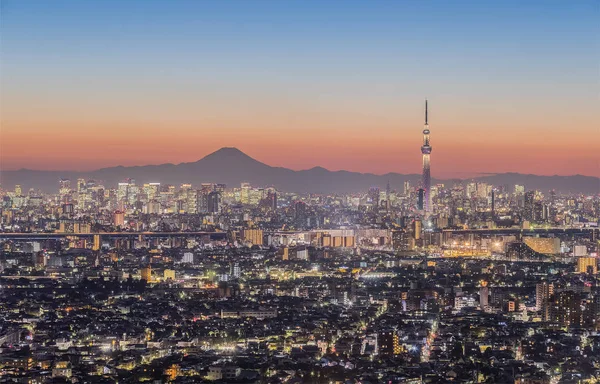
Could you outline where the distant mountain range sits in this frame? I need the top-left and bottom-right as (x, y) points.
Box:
(1, 147), (598, 194)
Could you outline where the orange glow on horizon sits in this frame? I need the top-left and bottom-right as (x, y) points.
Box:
(1, 97), (598, 178)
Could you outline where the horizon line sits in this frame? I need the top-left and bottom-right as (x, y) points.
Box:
(1, 147), (598, 180)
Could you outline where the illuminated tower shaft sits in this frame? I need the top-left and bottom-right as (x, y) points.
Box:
(421, 100), (432, 212)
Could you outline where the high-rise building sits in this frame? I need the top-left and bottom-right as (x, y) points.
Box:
(577, 257), (598, 274)
(243, 229), (264, 246)
(403, 181), (411, 196)
(378, 330), (401, 355)
(143, 183), (160, 201)
(412, 219), (422, 241)
(476, 183), (489, 199)
(417, 188), (424, 211)
(59, 179), (71, 192)
(230, 262), (241, 278)
(117, 182), (129, 205)
(77, 178), (86, 194)
(536, 281), (553, 315)
(295, 201), (307, 221)
(514, 184), (525, 195)
(214, 184), (226, 193)
(266, 190), (277, 210)
(421, 100), (432, 212)
(59, 179), (71, 202)
(534, 202), (548, 222)
(179, 184), (197, 213)
(141, 266), (152, 282)
(198, 183), (216, 213)
(113, 211), (125, 227)
(466, 182), (477, 198)
(93, 234), (101, 251)
(549, 291), (584, 328)
(480, 282), (489, 309)
(524, 190), (535, 221)
(368, 187), (380, 207)
(207, 191), (221, 213)
(240, 182), (251, 205)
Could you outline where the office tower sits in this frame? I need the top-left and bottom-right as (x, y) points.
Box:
(143, 182), (160, 201)
(549, 189), (557, 208)
(126, 179), (138, 206)
(240, 182), (251, 205)
(421, 100), (432, 212)
(14, 185), (22, 196)
(77, 178), (86, 194)
(533, 202), (547, 222)
(268, 190), (278, 210)
(476, 183), (488, 199)
(207, 191), (221, 213)
(145, 201), (161, 214)
(524, 190), (535, 221)
(368, 187), (380, 207)
(514, 184), (525, 195)
(403, 181), (411, 196)
(430, 185), (438, 202)
(295, 201), (307, 220)
(250, 188), (263, 206)
(491, 189), (496, 217)
(417, 188), (424, 210)
(117, 182), (129, 205)
(197, 183), (215, 213)
(179, 184), (197, 213)
(62, 203), (74, 216)
(59, 179), (71, 202)
(465, 182), (477, 198)
(386, 181), (391, 212)
(59, 179), (71, 193)
(214, 183), (226, 193)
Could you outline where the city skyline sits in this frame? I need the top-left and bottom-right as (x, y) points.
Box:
(1, 0), (599, 178)
(1, 2), (599, 383)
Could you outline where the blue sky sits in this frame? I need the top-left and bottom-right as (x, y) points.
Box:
(1, 0), (598, 176)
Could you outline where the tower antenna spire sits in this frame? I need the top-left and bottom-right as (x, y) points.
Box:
(425, 99), (428, 125)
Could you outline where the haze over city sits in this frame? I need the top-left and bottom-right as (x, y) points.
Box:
(1, 0), (599, 177)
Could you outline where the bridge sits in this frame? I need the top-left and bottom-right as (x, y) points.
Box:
(0, 231), (228, 240)
(442, 227), (597, 237)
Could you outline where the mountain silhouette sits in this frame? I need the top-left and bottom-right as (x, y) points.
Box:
(1, 147), (598, 194)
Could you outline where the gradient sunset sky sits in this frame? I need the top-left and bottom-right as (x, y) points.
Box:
(1, 0), (598, 178)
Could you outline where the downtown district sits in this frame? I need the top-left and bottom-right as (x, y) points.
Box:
(0, 175), (599, 383)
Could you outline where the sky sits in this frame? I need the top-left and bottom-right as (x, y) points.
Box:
(1, 0), (599, 178)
